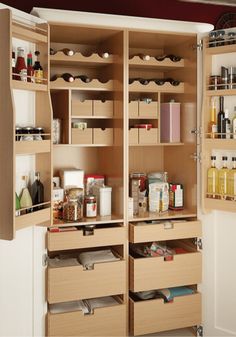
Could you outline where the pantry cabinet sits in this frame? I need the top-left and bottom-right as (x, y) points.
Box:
(2, 3), (236, 337)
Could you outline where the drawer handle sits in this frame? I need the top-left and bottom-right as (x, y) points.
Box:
(164, 221), (173, 230)
(164, 256), (174, 262)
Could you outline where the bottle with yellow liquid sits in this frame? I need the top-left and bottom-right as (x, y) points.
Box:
(218, 156), (229, 200)
(228, 157), (236, 201)
(207, 155), (218, 198)
(208, 97), (217, 138)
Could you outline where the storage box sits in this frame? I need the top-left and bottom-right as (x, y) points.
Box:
(71, 128), (92, 144)
(93, 128), (113, 145)
(129, 101), (139, 118)
(93, 100), (113, 117)
(59, 169), (84, 189)
(139, 100), (158, 118)
(139, 128), (159, 145)
(71, 99), (92, 116)
(161, 102), (180, 142)
(129, 128), (139, 145)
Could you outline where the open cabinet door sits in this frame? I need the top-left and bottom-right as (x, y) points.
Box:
(199, 30), (236, 337)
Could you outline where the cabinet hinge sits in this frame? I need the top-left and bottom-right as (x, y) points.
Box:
(194, 238), (203, 250)
(192, 40), (203, 51)
(42, 253), (48, 267)
(196, 325), (203, 337)
(190, 152), (201, 163)
(191, 127), (202, 136)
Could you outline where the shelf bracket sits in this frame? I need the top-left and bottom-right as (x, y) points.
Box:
(194, 238), (203, 250)
(190, 152), (201, 163)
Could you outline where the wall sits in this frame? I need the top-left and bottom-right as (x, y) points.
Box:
(2, 0), (236, 26)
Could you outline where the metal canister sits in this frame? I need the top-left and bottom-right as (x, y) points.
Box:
(34, 127), (44, 140)
(84, 195), (97, 218)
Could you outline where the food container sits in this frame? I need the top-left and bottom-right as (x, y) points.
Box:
(60, 169), (84, 190)
(160, 102), (180, 143)
(63, 197), (82, 222)
(34, 127), (44, 140)
(169, 183), (184, 210)
(20, 126), (34, 141)
(92, 185), (112, 216)
(84, 174), (105, 195)
(84, 195), (97, 218)
(209, 75), (222, 90)
(134, 123), (152, 130)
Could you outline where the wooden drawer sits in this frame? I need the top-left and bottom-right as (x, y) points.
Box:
(47, 260), (126, 303)
(71, 128), (92, 144)
(129, 293), (201, 336)
(47, 226), (126, 251)
(47, 302), (126, 337)
(93, 100), (113, 117)
(139, 101), (158, 118)
(129, 128), (138, 145)
(129, 252), (202, 292)
(71, 100), (92, 116)
(93, 128), (113, 145)
(139, 128), (159, 144)
(129, 220), (202, 243)
(129, 101), (139, 118)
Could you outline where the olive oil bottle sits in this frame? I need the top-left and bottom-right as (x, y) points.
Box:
(207, 155), (218, 198)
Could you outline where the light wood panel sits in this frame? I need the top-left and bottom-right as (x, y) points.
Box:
(130, 293), (201, 336)
(47, 260), (126, 303)
(12, 21), (48, 44)
(15, 207), (51, 231)
(15, 140), (51, 155)
(50, 78), (114, 91)
(47, 303), (126, 337)
(0, 9), (14, 240)
(129, 252), (202, 292)
(47, 225), (126, 251)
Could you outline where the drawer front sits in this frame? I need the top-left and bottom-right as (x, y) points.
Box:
(71, 100), (92, 116)
(48, 260), (126, 303)
(48, 226), (126, 251)
(93, 100), (113, 117)
(129, 220), (202, 243)
(130, 293), (201, 336)
(139, 101), (158, 118)
(129, 253), (202, 292)
(71, 128), (92, 144)
(129, 128), (139, 145)
(139, 128), (159, 144)
(47, 304), (126, 337)
(93, 128), (113, 145)
(129, 101), (139, 118)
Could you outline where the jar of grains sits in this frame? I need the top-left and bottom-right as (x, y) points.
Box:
(63, 196), (82, 222)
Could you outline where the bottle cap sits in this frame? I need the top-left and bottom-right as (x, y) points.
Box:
(211, 156), (216, 160)
(222, 156), (228, 160)
(232, 157), (236, 161)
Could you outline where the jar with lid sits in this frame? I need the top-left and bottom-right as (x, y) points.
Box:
(15, 127), (23, 141)
(227, 31), (236, 45)
(209, 75), (221, 90)
(208, 31), (217, 48)
(20, 127), (34, 141)
(84, 195), (97, 218)
(63, 196), (82, 222)
(34, 127), (44, 140)
(215, 30), (225, 47)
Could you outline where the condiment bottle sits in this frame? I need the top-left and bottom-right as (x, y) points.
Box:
(33, 51), (43, 84)
(20, 176), (33, 213)
(27, 53), (34, 83)
(12, 50), (16, 79)
(15, 47), (27, 82)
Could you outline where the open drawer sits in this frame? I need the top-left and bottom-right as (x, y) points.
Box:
(47, 300), (126, 337)
(47, 259), (126, 303)
(129, 220), (202, 243)
(129, 241), (202, 292)
(47, 225), (126, 251)
(129, 293), (201, 336)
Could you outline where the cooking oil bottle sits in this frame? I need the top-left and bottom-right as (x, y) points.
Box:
(207, 155), (218, 198)
(218, 156), (229, 200)
(228, 157), (236, 200)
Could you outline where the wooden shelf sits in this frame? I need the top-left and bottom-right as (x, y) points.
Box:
(15, 207), (51, 231)
(71, 115), (113, 119)
(12, 22), (48, 44)
(129, 210), (197, 222)
(12, 80), (48, 92)
(129, 142), (184, 147)
(206, 88), (236, 96)
(129, 116), (158, 120)
(129, 81), (184, 93)
(15, 140), (51, 155)
(205, 43), (236, 55)
(50, 78), (114, 91)
(50, 51), (114, 66)
(204, 197), (236, 213)
(52, 214), (124, 228)
(204, 138), (236, 150)
(129, 56), (184, 70)
(53, 143), (113, 147)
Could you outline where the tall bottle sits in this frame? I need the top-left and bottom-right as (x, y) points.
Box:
(31, 172), (44, 210)
(15, 192), (21, 216)
(15, 47), (27, 82)
(50, 48), (74, 56)
(228, 157), (236, 200)
(98, 51), (110, 59)
(217, 96), (225, 139)
(207, 155), (218, 198)
(51, 73), (74, 83)
(27, 53), (34, 83)
(222, 108), (231, 139)
(75, 75), (92, 83)
(232, 107), (236, 139)
(218, 156), (229, 199)
(20, 176), (33, 213)
(33, 51), (43, 84)
(208, 97), (217, 138)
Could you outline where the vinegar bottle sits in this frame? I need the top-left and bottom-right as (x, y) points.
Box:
(20, 176), (33, 213)
(31, 172), (44, 210)
(218, 156), (229, 199)
(217, 96), (225, 139)
(228, 157), (236, 200)
(208, 97), (217, 138)
(207, 155), (218, 198)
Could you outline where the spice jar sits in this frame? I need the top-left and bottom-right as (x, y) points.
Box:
(209, 75), (221, 90)
(208, 31), (217, 48)
(84, 195), (97, 218)
(34, 127), (44, 140)
(63, 196), (82, 222)
(215, 30), (225, 47)
(20, 127), (34, 141)
(227, 31), (236, 45)
(15, 127), (23, 141)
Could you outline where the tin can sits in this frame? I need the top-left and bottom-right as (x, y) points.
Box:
(84, 195), (97, 218)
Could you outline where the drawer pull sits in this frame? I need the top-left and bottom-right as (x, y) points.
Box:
(83, 225), (95, 236)
(164, 256), (174, 262)
(163, 221), (173, 230)
(83, 264), (94, 271)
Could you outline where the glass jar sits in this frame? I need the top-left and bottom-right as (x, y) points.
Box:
(15, 127), (23, 141)
(84, 195), (97, 218)
(215, 30), (225, 47)
(227, 31), (236, 45)
(63, 197), (82, 222)
(34, 127), (44, 140)
(20, 127), (34, 141)
(209, 75), (221, 90)
(208, 31), (217, 48)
